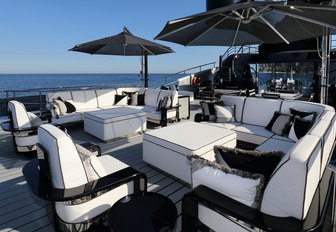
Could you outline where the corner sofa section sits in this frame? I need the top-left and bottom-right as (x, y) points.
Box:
(187, 95), (336, 230)
(46, 87), (179, 126)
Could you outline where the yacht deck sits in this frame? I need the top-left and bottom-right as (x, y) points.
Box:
(0, 100), (202, 232)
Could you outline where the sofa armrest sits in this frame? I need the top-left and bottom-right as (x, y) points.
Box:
(22, 158), (147, 202)
(183, 168), (333, 232)
(160, 105), (180, 127)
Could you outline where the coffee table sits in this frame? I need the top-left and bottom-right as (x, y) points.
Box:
(108, 192), (177, 232)
(84, 107), (147, 142)
(143, 121), (236, 184)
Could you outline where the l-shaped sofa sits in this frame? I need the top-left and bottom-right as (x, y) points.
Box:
(151, 95), (336, 231)
(46, 87), (179, 126)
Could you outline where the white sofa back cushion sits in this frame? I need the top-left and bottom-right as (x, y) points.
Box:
(261, 134), (321, 219)
(158, 89), (178, 107)
(309, 119), (334, 178)
(38, 125), (88, 189)
(242, 98), (282, 127)
(8, 101), (32, 129)
(71, 90), (98, 110)
(46, 91), (72, 102)
(144, 89), (161, 107)
(220, 95), (246, 122)
(95, 89), (117, 108)
(280, 100), (326, 119)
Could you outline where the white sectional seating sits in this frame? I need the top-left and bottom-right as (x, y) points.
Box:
(188, 95), (336, 230)
(46, 87), (179, 126)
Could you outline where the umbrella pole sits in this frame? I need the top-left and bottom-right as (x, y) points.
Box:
(144, 54), (148, 88)
(320, 29), (331, 104)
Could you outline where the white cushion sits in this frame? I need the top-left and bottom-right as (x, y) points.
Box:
(220, 95), (246, 123)
(280, 100), (325, 119)
(200, 121), (241, 130)
(193, 166), (264, 208)
(46, 91), (72, 102)
(256, 138), (295, 153)
(38, 125), (88, 189)
(214, 105), (235, 123)
(54, 99), (67, 116)
(261, 135), (321, 219)
(95, 89), (117, 107)
(144, 89), (161, 107)
(8, 101), (32, 129)
(242, 97), (282, 126)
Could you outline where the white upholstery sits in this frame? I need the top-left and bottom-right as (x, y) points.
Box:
(46, 87), (178, 125)
(219, 95), (247, 122)
(188, 95), (336, 227)
(193, 166), (263, 207)
(201, 121), (241, 130)
(38, 124), (134, 224)
(96, 89), (117, 108)
(8, 101), (39, 151)
(280, 100), (332, 119)
(144, 89), (161, 107)
(261, 135), (321, 219)
(84, 107), (147, 141)
(143, 121), (236, 184)
(38, 125), (88, 189)
(8, 101), (32, 129)
(46, 91), (72, 102)
(233, 124), (273, 144)
(256, 138), (295, 153)
(242, 98), (282, 126)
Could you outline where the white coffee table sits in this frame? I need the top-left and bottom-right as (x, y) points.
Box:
(84, 107), (147, 142)
(143, 121), (236, 184)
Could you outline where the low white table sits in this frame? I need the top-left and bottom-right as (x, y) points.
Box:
(84, 107), (147, 142)
(143, 121), (236, 184)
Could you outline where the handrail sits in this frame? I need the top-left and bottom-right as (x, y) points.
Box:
(161, 62), (216, 84)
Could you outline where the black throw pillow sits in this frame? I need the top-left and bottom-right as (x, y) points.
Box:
(214, 145), (284, 183)
(265, 111), (292, 136)
(137, 94), (145, 106)
(290, 108), (316, 121)
(64, 101), (76, 113)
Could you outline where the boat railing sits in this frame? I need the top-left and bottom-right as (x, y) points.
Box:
(160, 62), (216, 85)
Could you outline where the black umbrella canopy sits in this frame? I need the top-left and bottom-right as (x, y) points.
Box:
(70, 27), (174, 55)
(155, 1), (336, 46)
(69, 27), (174, 87)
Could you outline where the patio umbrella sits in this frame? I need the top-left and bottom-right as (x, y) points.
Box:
(69, 27), (174, 87)
(154, 1), (336, 46)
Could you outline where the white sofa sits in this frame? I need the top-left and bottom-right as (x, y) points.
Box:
(185, 95), (336, 231)
(46, 87), (179, 126)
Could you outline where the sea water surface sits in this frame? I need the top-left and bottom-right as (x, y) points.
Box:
(0, 73), (184, 99)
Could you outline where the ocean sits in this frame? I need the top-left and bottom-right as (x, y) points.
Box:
(0, 73), (184, 99)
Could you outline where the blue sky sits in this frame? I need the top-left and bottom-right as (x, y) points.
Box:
(0, 0), (227, 74)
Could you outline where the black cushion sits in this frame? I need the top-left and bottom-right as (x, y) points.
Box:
(115, 94), (127, 104)
(200, 100), (224, 121)
(288, 116), (313, 142)
(265, 111), (292, 136)
(64, 101), (76, 113)
(290, 108), (316, 121)
(214, 145), (284, 183)
(137, 94), (145, 106)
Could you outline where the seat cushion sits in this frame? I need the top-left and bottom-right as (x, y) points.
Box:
(256, 138), (295, 154)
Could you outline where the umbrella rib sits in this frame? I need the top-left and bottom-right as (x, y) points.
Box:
(186, 15), (229, 46)
(272, 7), (336, 29)
(251, 7), (289, 44)
(232, 20), (242, 46)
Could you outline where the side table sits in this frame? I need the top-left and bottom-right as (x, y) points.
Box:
(108, 192), (177, 232)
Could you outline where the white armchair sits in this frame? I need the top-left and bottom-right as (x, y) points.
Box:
(7, 100), (43, 153)
(23, 124), (147, 231)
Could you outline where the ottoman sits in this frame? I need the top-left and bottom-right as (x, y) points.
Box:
(84, 107), (147, 142)
(143, 121), (236, 184)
